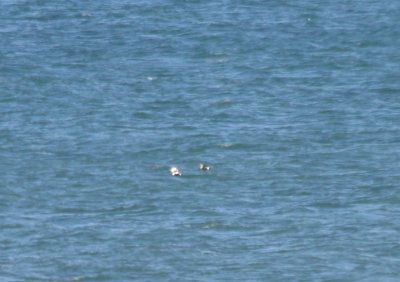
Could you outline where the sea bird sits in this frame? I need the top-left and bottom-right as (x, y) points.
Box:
(199, 163), (210, 171)
(170, 167), (181, 176)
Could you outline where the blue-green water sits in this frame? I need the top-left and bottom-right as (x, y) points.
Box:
(1, 1), (400, 281)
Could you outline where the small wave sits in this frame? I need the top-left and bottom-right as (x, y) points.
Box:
(220, 143), (234, 148)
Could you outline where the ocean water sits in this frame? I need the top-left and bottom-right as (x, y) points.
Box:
(1, 0), (400, 281)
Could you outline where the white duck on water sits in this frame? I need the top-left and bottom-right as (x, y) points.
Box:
(170, 166), (181, 176)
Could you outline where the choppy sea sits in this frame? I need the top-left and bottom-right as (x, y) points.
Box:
(1, 1), (400, 281)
